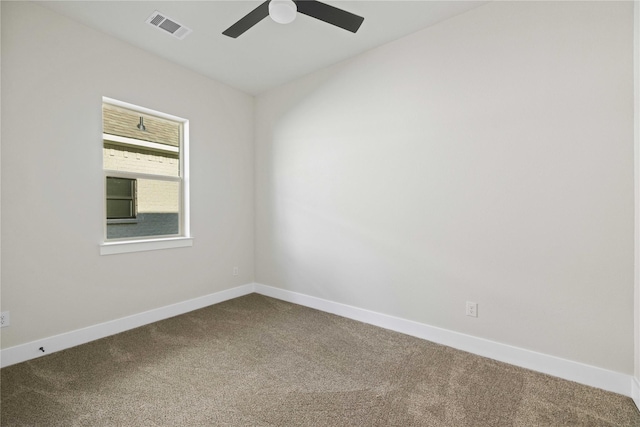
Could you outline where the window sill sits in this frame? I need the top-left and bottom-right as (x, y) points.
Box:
(100, 237), (193, 255)
(107, 218), (138, 224)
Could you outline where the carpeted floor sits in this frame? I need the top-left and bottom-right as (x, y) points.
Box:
(1, 293), (639, 426)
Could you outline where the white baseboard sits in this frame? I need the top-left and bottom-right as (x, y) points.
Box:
(0, 283), (254, 368)
(254, 283), (634, 398)
(2, 282), (634, 399)
(633, 377), (640, 410)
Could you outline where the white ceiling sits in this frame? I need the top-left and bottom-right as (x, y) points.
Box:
(38, 1), (487, 95)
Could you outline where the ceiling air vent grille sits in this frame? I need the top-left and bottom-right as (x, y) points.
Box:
(145, 11), (192, 40)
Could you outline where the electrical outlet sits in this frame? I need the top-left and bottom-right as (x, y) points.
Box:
(466, 302), (478, 318)
(233, 267), (239, 276)
(1, 311), (10, 328)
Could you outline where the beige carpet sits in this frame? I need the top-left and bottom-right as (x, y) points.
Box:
(1, 294), (638, 426)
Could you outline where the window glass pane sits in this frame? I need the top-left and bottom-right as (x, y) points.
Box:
(103, 100), (185, 243)
(107, 177), (134, 198)
(103, 104), (180, 148)
(106, 180), (180, 239)
(107, 200), (134, 219)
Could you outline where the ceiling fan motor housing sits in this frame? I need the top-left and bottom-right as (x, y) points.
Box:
(269, 0), (298, 24)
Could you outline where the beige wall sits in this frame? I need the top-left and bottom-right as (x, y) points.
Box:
(1, 2), (254, 348)
(634, 0), (640, 385)
(255, 1), (635, 374)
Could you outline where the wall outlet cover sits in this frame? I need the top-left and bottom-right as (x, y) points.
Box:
(1, 311), (10, 328)
(466, 302), (478, 318)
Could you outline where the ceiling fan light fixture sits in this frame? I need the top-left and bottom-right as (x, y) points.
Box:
(269, 0), (297, 24)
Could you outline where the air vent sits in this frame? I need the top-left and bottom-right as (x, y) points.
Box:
(145, 11), (192, 40)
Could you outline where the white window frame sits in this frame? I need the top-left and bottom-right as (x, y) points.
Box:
(100, 97), (192, 255)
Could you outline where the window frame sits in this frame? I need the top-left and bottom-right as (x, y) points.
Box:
(100, 97), (192, 255)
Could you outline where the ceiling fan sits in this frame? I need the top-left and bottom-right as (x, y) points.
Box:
(222, 0), (364, 39)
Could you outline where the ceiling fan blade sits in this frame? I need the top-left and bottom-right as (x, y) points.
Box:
(295, 0), (364, 33)
(222, 0), (270, 38)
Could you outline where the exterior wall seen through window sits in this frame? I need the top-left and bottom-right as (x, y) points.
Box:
(103, 102), (184, 240)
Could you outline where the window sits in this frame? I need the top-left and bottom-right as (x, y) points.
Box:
(101, 98), (191, 255)
(106, 177), (136, 219)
